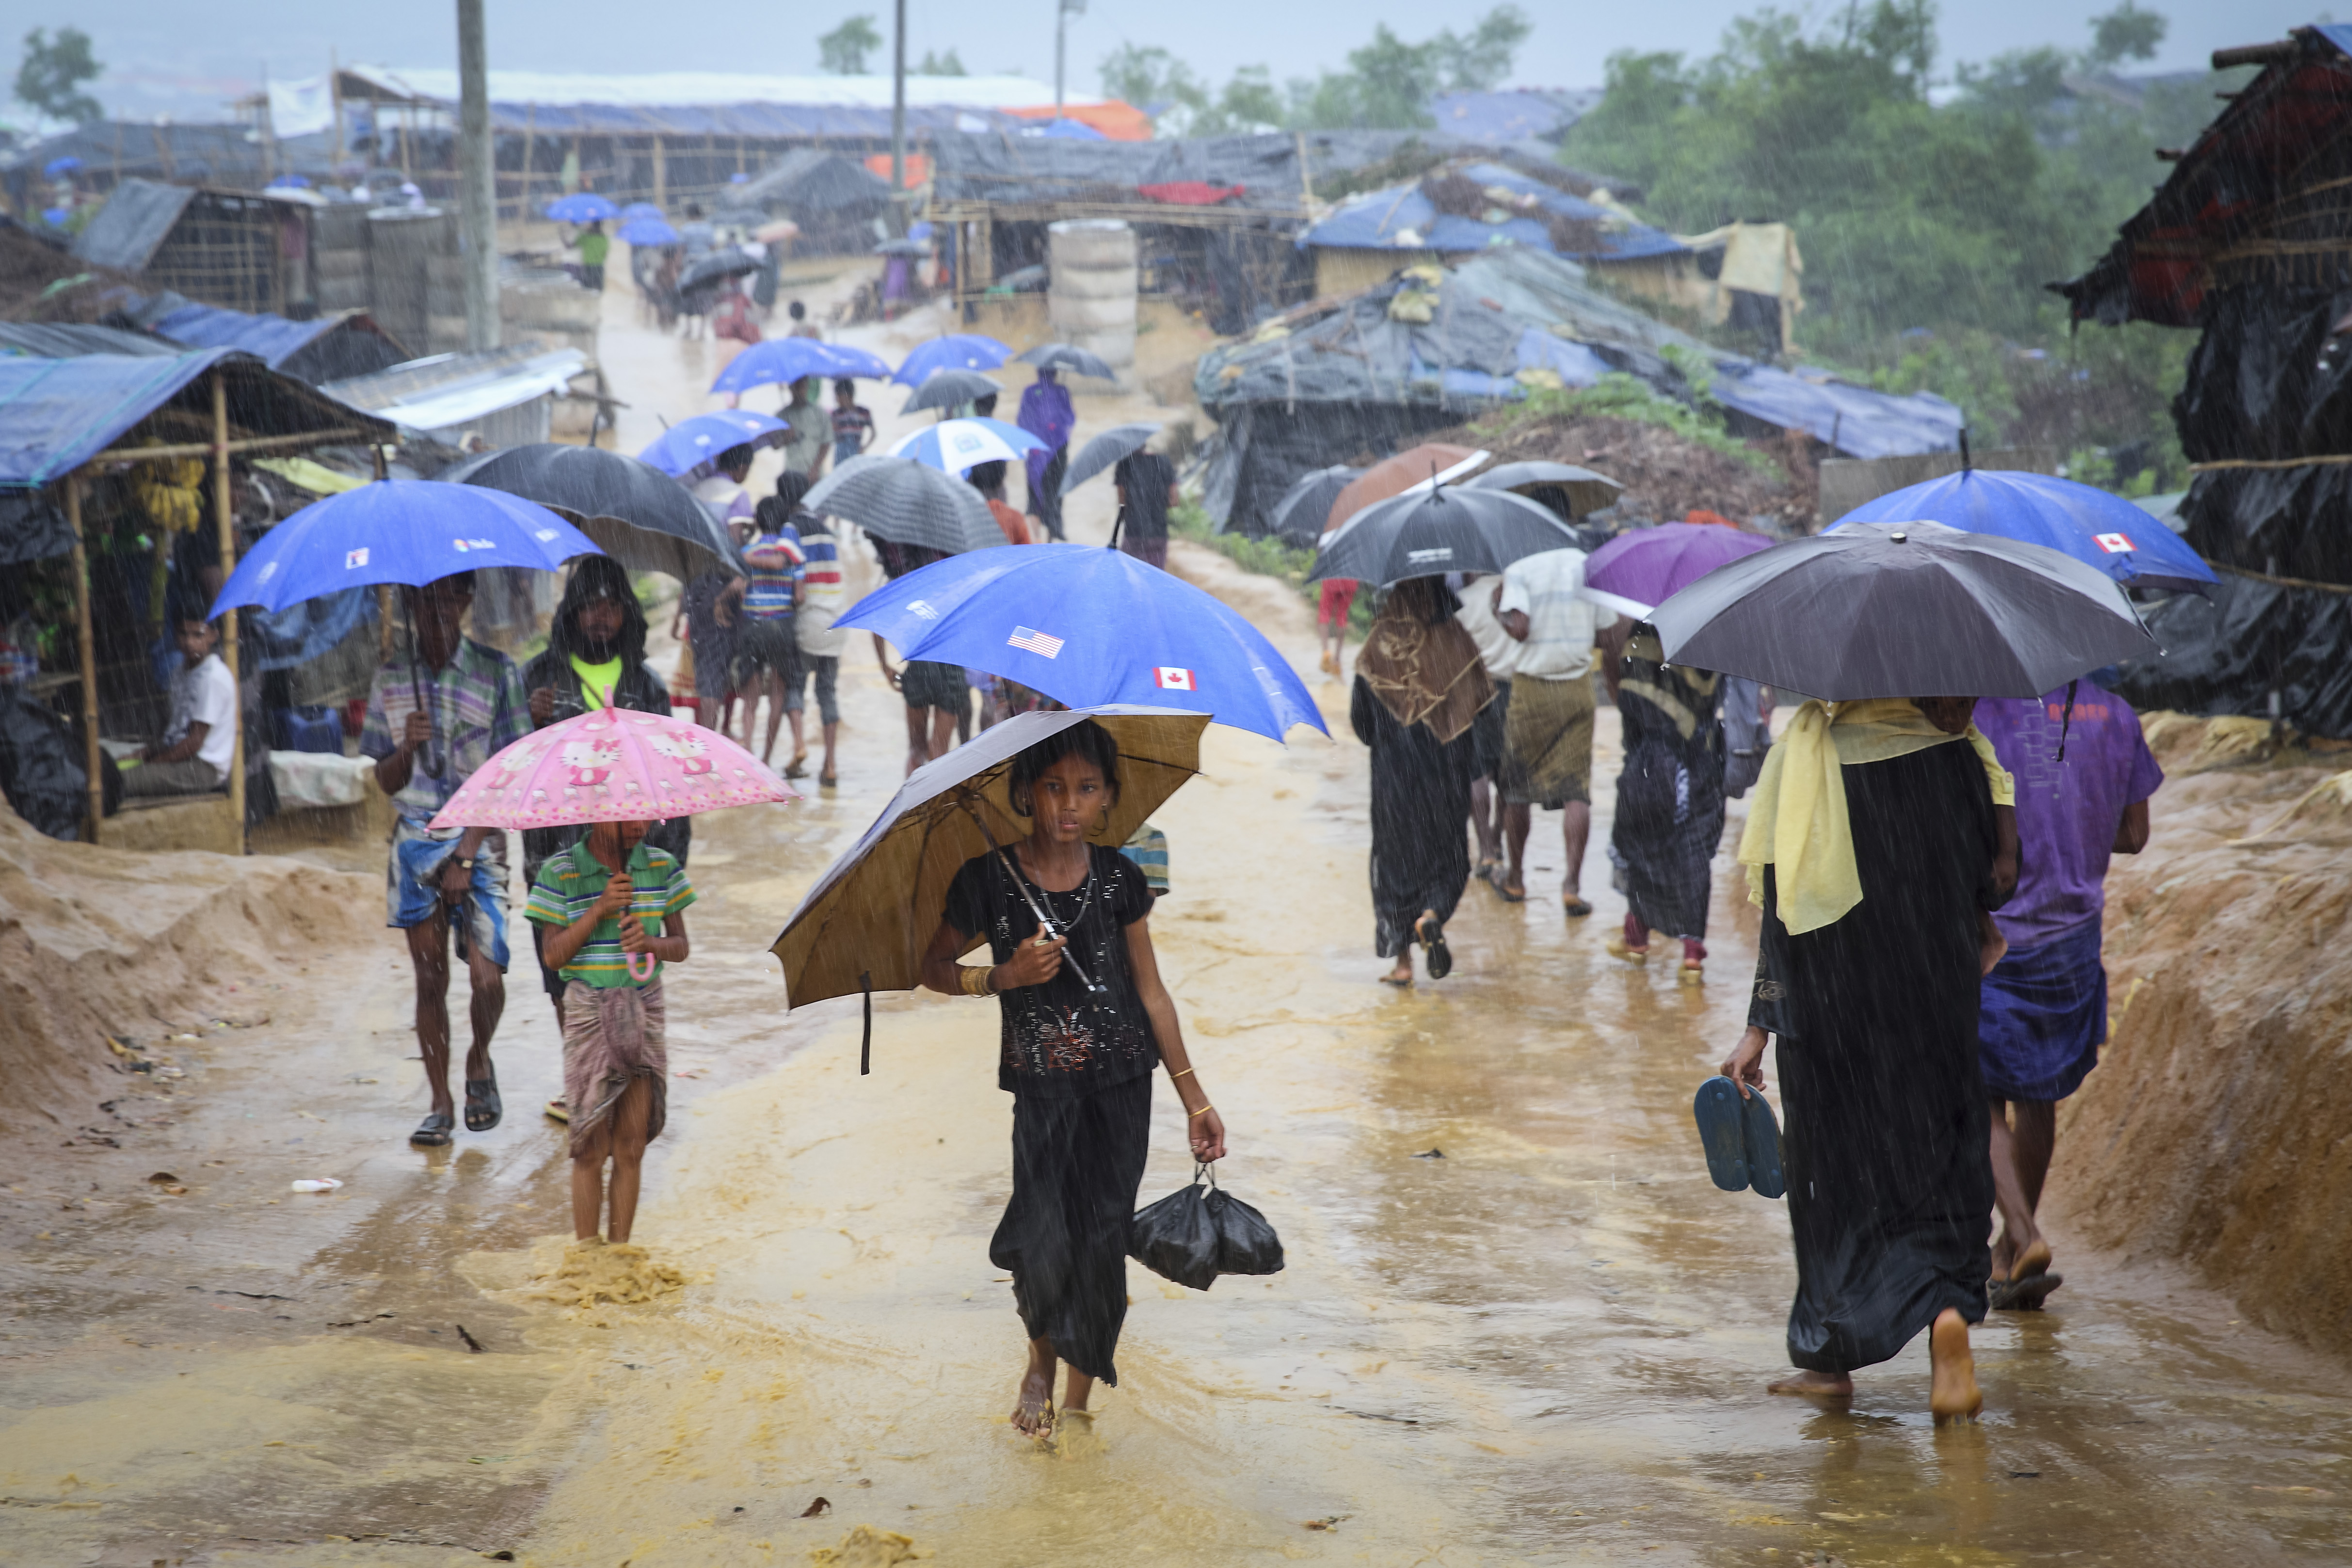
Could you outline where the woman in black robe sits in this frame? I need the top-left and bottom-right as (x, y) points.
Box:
(1603, 625), (1725, 981)
(1349, 577), (1493, 986)
(1723, 697), (2016, 1421)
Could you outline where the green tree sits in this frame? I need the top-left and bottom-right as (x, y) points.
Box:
(2088, 2), (2166, 69)
(1294, 6), (1534, 129)
(16, 26), (102, 125)
(1101, 42), (1208, 122)
(914, 48), (966, 76)
(818, 15), (882, 76)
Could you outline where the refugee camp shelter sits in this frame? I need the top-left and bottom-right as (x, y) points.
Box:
(69, 180), (317, 317)
(2056, 23), (2352, 736)
(320, 341), (592, 450)
(735, 150), (894, 255)
(0, 121), (319, 211)
(147, 302), (411, 385)
(929, 132), (1313, 333)
(0, 349), (395, 852)
(1194, 246), (1961, 537)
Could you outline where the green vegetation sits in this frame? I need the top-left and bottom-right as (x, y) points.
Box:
(1170, 500), (1375, 633)
(15, 26), (102, 125)
(816, 15), (882, 76)
(1475, 373), (1782, 475)
(913, 48), (966, 77)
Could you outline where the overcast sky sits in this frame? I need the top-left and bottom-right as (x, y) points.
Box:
(37, 0), (2295, 122)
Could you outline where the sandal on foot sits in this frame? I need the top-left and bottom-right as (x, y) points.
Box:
(1562, 896), (1594, 918)
(1497, 881), (1527, 904)
(464, 1073), (503, 1133)
(1604, 935), (1649, 964)
(1378, 971), (1414, 988)
(1416, 913), (1453, 979)
(818, 771), (838, 789)
(409, 1111), (456, 1148)
(1678, 962), (1705, 986)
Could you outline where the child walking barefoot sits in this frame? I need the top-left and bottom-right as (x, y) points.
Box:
(527, 817), (693, 1242)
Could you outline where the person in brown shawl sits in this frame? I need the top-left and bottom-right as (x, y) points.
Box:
(1350, 577), (1495, 985)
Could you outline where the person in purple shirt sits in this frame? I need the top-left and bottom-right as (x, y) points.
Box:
(1972, 677), (2161, 1310)
(1018, 368), (1076, 541)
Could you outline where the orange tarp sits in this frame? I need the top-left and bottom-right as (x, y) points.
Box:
(863, 153), (933, 189)
(1000, 100), (1153, 141)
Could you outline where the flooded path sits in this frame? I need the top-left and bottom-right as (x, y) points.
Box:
(3, 270), (2348, 1567)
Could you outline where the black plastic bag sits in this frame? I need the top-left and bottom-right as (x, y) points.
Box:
(0, 691), (99, 840)
(1129, 1163), (1286, 1292)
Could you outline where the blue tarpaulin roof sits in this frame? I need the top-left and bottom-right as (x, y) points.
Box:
(151, 304), (339, 370)
(1303, 162), (1686, 262)
(1427, 90), (1597, 145)
(0, 349), (244, 488)
(1707, 359), (1964, 461)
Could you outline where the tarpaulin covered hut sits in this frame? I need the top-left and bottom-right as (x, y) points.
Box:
(2056, 23), (2352, 736)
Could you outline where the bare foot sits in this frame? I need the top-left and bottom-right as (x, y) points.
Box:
(2004, 1238), (2052, 1284)
(1767, 1369), (1854, 1399)
(1010, 1363), (1055, 1437)
(1929, 1308), (1982, 1424)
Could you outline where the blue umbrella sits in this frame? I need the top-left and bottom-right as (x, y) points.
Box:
(546, 192), (620, 224)
(836, 543), (1327, 741)
(892, 334), (1012, 386)
(44, 156), (82, 179)
(1829, 469), (2218, 594)
(889, 416), (1046, 474)
(710, 338), (891, 396)
(638, 410), (791, 480)
(267, 174), (312, 189)
(208, 482), (601, 618)
(623, 201), (665, 221)
(618, 217), (679, 247)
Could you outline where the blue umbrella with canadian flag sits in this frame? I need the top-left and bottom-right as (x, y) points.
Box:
(834, 542), (1326, 742)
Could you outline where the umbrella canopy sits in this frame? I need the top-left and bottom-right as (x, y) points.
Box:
(894, 335), (1012, 386)
(1059, 422), (1161, 496)
(428, 704), (796, 833)
(1268, 464), (1362, 547)
(44, 156), (84, 179)
(801, 453), (1008, 553)
(890, 416), (1048, 474)
(1650, 521), (2159, 702)
(710, 337), (891, 396)
(679, 248), (763, 293)
(1018, 342), (1118, 380)
(437, 444), (742, 581)
(902, 368), (1003, 414)
(1327, 445), (1489, 535)
(1308, 484), (1577, 587)
(1580, 522), (1777, 621)
(837, 543), (1327, 741)
(546, 193), (620, 223)
(1466, 460), (1623, 520)
(617, 217), (679, 247)
(622, 202), (666, 220)
(875, 238), (929, 257)
(771, 706), (1208, 1009)
(636, 410), (790, 483)
(809, 341), (893, 380)
(1829, 468), (2219, 594)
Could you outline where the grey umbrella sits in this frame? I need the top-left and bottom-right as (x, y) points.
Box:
(1268, 464), (1361, 547)
(678, 246), (763, 293)
(801, 453), (1007, 555)
(1466, 460), (1623, 519)
(902, 368), (1002, 415)
(1650, 521), (2157, 701)
(1308, 483), (1579, 587)
(1058, 422), (1161, 496)
(437, 443), (741, 580)
(1018, 341), (1118, 380)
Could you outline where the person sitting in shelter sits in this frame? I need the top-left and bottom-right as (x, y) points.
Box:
(124, 615), (237, 800)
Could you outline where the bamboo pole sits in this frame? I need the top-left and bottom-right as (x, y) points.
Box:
(66, 474), (102, 845)
(521, 102), (538, 220)
(212, 373), (244, 853)
(84, 426), (376, 465)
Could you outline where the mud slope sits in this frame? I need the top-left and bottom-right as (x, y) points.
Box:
(2053, 715), (2352, 1354)
(0, 812), (377, 1134)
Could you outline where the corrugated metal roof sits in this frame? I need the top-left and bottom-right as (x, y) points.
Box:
(322, 343), (585, 434)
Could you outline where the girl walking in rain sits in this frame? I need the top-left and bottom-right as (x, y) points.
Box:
(919, 720), (1227, 1438)
(1602, 625), (1726, 981)
(1351, 578), (1494, 985)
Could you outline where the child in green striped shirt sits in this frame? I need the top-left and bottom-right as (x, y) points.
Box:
(527, 818), (693, 1243)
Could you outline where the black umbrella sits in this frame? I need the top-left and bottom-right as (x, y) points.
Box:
(678, 247), (763, 294)
(1650, 521), (2158, 701)
(438, 444), (742, 581)
(1018, 341), (1118, 380)
(1465, 460), (1623, 519)
(800, 453), (1007, 555)
(1058, 422), (1160, 496)
(1268, 464), (1361, 547)
(901, 368), (1001, 415)
(1307, 483), (1578, 587)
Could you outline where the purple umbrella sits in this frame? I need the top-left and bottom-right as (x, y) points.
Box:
(1580, 522), (1777, 621)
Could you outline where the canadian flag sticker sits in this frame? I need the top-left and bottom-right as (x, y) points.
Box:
(2094, 531), (2134, 553)
(1153, 667), (1197, 691)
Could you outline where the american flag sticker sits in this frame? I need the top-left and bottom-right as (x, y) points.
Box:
(1153, 667), (1196, 690)
(2094, 532), (2135, 553)
(1008, 626), (1065, 658)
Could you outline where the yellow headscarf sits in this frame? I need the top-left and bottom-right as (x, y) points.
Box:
(1736, 698), (2015, 936)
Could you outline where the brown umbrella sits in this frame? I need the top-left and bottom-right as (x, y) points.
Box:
(769, 706), (1208, 1067)
(1323, 444), (1492, 539)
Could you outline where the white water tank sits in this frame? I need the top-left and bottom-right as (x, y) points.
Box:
(1047, 219), (1136, 373)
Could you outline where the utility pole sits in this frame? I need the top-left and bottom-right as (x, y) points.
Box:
(457, 0), (500, 351)
(890, 0), (908, 234)
(1056, 0), (1086, 119)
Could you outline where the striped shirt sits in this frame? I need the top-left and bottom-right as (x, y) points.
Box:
(743, 528), (804, 621)
(798, 523), (845, 617)
(360, 639), (529, 824)
(524, 840), (695, 990)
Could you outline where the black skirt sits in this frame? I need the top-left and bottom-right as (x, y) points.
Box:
(988, 1073), (1152, 1384)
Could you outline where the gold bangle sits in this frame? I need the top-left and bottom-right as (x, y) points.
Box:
(1188, 1103), (1215, 1119)
(1166, 1066), (1195, 1081)
(960, 964), (994, 997)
